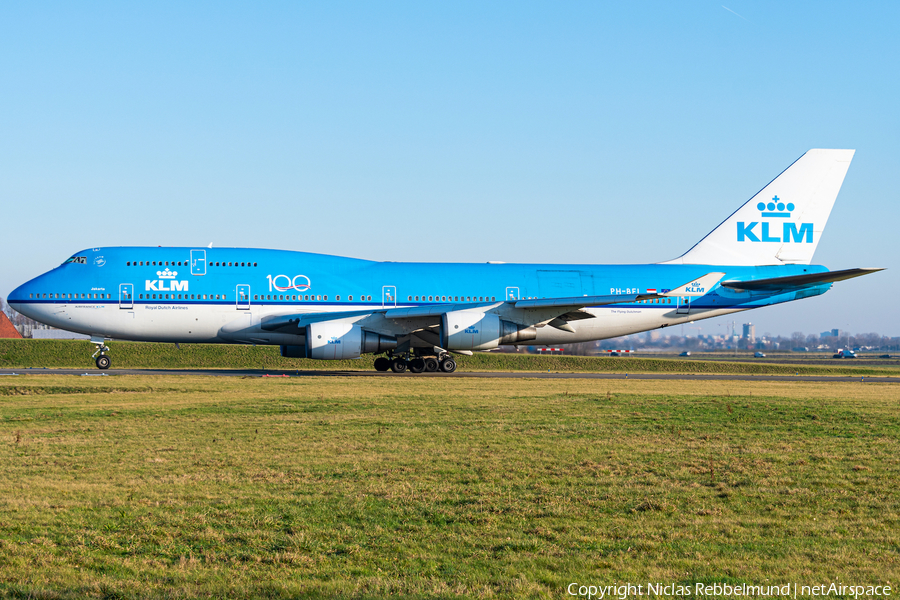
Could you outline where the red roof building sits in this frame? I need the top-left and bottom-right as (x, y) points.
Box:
(0, 312), (23, 338)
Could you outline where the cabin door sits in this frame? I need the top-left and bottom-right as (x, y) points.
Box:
(190, 250), (207, 275)
(382, 285), (397, 308)
(119, 283), (134, 310)
(236, 285), (251, 310)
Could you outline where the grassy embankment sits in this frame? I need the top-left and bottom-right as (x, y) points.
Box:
(1, 339), (898, 376)
(0, 375), (898, 598)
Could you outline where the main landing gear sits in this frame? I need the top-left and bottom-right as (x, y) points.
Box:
(91, 338), (111, 370)
(374, 352), (457, 374)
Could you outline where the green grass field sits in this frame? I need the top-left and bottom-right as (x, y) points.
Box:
(1, 374), (897, 598)
(2, 339), (899, 376)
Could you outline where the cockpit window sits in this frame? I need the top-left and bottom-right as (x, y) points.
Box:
(63, 256), (87, 264)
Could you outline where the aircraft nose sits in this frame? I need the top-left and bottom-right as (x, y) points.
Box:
(7, 278), (42, 320)
(8, 283), (27, 307)
(6, 284), (31, 321)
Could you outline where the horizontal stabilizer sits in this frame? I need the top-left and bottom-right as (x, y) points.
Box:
(720, 267), (884, 291)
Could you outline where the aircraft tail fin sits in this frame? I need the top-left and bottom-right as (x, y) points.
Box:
(663, 149), (855, 266)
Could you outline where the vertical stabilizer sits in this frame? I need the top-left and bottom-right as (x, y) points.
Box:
(664, 149), (854, 266)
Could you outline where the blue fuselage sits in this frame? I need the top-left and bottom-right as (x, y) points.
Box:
(9, 246), (830, 346)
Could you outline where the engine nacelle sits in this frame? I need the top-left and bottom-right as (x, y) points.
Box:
(441, 311), (536, 351)
(305, 322), (397, 360)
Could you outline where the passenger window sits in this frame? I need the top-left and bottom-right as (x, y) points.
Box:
(349, 295), (353, 301)
(324, 295), (328, 301)
(253, 262), (257, 267)
(336, 295), (340, 301)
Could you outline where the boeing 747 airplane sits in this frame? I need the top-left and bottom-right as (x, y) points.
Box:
(7, 149), (882, 373)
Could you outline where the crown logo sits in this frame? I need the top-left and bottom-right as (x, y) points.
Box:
(157, 268), (178, 279)
(757, 196), (794, 218)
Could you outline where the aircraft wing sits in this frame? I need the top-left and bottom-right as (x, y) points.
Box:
(720, 267), (883, 291)
(383, 301), (500, 319)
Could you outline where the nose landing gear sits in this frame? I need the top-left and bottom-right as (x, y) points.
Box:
(90, 337), (111, 370)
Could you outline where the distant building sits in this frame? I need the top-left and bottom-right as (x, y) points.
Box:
(0, 312), (23, 339)
(821, 329), (843, 339)
(742, 323), (755, 344)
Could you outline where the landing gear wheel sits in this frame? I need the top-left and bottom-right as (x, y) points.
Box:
(440, 358), (457, 373)
(96, 355), (111, 370)
(424, 357), (440, 372)
(390, 358), (408, 373)
(374, 357), (391, 372)
(408, 358), (426, 374)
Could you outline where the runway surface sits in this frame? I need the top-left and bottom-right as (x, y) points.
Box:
(0, 368), (896, 383)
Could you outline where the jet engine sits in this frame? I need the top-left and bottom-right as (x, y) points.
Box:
(305, 322), (397, 360)
(441, 311), (536, 351)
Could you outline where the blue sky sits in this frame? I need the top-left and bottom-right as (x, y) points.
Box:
(1, 1), (897, 337)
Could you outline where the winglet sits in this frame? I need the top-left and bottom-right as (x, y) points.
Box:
(662, 272), (725, 297)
